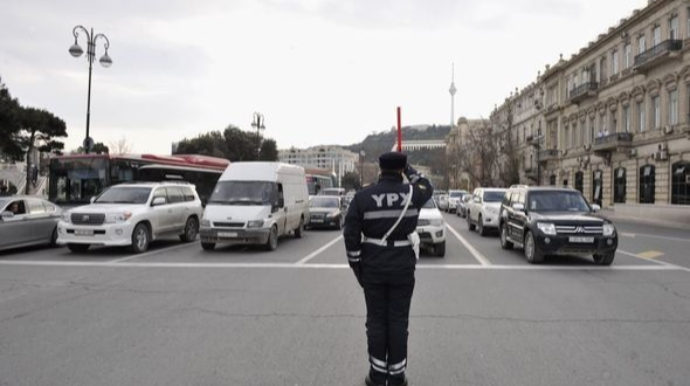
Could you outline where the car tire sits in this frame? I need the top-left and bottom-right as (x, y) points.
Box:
(593, 252), (615, 266)
(295, 217), (304, 238)
(201, 242), (215, 251)
(128, 223), (151, 254)
(467, 212), (476, 231)
(524, 231), (544, 264)
(264, 225), (278, 251)
(49, 226), (59, 247)
(478, 215), (488, 237)
(500, 224), (513, 250)
(67, 243), (90, 253)
(433, 241), (446, 257)
(180, 217), (199, 243)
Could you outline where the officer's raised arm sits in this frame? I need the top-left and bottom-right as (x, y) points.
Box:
(404, 163), (434, 208)
(343, 195), (363, 285)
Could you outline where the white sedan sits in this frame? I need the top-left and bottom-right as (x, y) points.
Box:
(416, 198), (446, 257)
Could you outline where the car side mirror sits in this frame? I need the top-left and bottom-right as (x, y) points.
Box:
(591, 204), (601, 213)
(512, 203), (525, 212)
(1, 211), (14, 220)
(152, 197), (166, 207)
(90, 196), (96, 204)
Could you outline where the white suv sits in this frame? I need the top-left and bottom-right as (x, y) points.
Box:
(466, 188), (508, 236)
(58, 182), (203, 253)
(416, 198), (446, 257)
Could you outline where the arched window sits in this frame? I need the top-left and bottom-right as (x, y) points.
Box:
(639, 165), (656, 204)
(671, 161), (690, 205)
(593, 170), (603, 206)
(575, 171), (584, 193)
(549, 174), (556, 186)
(614, 167), (626, 204)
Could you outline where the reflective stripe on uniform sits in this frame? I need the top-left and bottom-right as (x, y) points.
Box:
(363, 209), (419, 220)
(388, 358), (407, 371)
(362, 237), (412, 247)
(348, 257), (361, 263)
(370, 356), (388, 373)
(347, 250), (361, 257)
(389, 366), (406, 375)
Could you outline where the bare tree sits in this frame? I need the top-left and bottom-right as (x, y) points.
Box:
(108, 136), (133, 155)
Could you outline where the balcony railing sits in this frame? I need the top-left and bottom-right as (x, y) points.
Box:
(538, 149), (560, 163)
(634, 39), (683, 72)
(592, 132), (634, 152)
(568, 82), (598, 103)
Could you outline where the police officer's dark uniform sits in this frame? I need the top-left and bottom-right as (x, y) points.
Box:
(344, 152), (433, 386)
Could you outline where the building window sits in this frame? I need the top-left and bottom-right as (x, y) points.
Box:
(652, 95), (661, 129)
(593, 170), (603, 206)
(639, 165), (656, 204)
(600, 57), (607, 81)
(670, 89), (679, 125)
(623, 105), (630, 132)
(590, 117), (596, 144)
(580, 120), (586, 146)
(671, 161), (690, 205)
(653, 25), (661, 46)
(638, 34), (646, 54)
(612, 50), (619, 74)
(614, 167), (627, 204)
(637, 100), (646, 132)
(549, 175), (556, 186)
(670, 15), (679, 40)
(575, 171), (584, 193)
(564, 126), (570, 149)
(624, 43), (632, 69)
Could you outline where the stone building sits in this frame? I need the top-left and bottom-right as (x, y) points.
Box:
(493, 0), (690, 222)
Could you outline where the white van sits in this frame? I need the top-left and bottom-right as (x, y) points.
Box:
(199, 162), (310, 251)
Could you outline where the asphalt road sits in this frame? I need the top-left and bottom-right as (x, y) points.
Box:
(1, 214), (689, 386)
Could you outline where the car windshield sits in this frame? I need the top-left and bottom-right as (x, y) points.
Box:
(95, 187), (152, 204)
(310, 197), (339, 208)
(449, 192), (464, 198)
(528, 191), (591, 212)
(209, 181), (277, 206)
(484, 191), (506, 202)
(422, 199), (436, 209)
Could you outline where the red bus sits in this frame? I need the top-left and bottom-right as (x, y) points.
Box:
(48, 154), (229, 205)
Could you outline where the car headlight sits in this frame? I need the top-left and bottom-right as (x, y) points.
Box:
(61, 213), (71, 223)
(327, 211), (340, 218)
(247, 220), (264, 229)
(429, 219), (444, 227)
(537, 222), (557, 236)
(105, 212), (132, 224)
(200, 219), (211, 227)
(603, 224), (616, 237)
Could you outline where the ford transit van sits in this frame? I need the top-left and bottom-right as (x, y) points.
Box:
(199, 162), (310, 251)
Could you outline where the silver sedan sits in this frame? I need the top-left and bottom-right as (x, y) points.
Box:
(0, 196), (62, 252)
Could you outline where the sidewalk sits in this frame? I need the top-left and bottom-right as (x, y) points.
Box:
(601, 208), (690, 230)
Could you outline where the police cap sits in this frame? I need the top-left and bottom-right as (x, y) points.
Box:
(379, 152), (407, 170)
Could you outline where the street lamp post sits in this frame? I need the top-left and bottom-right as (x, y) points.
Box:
(251, 112), (266, 159)
(68, 25), (112, 154)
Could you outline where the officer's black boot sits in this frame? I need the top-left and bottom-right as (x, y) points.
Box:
(365, 373), (386, 386)
(388, 374), (408, 386)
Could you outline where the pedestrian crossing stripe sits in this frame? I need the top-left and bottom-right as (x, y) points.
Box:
(637, 251), (665, 259)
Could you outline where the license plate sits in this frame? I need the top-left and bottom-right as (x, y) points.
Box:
(311, 219), (323, 223)
(569, 236), (594, 243)
(74, 229), (94, 236)
(218, 232), (238, 238)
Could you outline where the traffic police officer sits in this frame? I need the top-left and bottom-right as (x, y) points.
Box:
(344, 152), (433, 386)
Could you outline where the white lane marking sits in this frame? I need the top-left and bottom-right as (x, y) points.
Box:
(445, 223), (491, 266)
(619, 233), (690, 243)
(108, 243), (197, 264)
(0, 260), (682, 270)
(617, 249), (690, 273)
(295, 235), (344, 265)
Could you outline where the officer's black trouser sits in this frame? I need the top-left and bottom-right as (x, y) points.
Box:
(363, 275), (415, 385)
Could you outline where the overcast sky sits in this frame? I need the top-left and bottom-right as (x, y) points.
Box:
(1, 0), (649, 154)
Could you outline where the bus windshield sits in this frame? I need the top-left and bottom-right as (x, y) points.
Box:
(49, 157), (108, 204)
(209, 181), (278, 206)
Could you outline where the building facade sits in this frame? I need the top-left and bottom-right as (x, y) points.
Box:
(493, 0), (690, 221)
(278, 146), (358, 185)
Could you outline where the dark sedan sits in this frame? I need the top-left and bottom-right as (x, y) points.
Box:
(307, 196), (346, 230)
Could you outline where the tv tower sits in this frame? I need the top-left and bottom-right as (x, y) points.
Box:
(449, 63), (457, 128)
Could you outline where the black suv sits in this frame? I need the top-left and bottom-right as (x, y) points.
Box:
(498, 186), (618, 265)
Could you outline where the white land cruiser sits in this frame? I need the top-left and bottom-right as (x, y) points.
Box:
(57, 182), (203, 253)
(416, 198), (446, 257)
